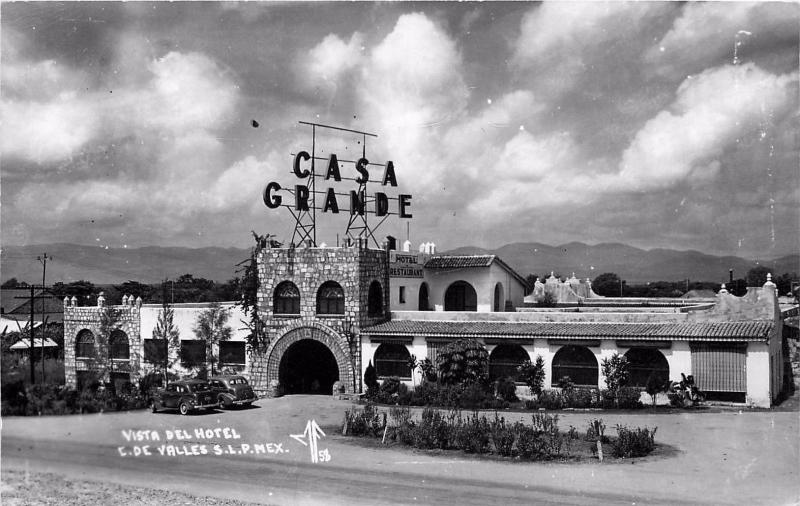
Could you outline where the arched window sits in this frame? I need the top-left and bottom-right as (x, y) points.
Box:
(552, 345), (598, 387)
(109, 330), (130, 360)
(367, 280), (383, 317)
(625, 348), (669, 387)
(274, 281), (300, 315)
(493, 282), (504, 312)
(444, 281), (477, 311)
(418, 282), (430, 311)
(489, 344), (529, 382)
(75, 329), (95, 358)
(374, 343), (412, 378)
(317, 281), (345, 315)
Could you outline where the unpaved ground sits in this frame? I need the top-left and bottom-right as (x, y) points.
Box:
(1, 469), (262, 506)
(2, 395), (799, 505)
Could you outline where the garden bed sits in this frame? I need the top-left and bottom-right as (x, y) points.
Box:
(341, 404), (659, 462)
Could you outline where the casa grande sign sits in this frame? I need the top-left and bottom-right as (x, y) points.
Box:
(262, 151), (413, 219)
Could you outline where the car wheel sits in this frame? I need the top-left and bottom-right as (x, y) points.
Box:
(243, 402), (252, 408)
(149, 399), (158, 413)
(218, 395), (229, 409)
(179, 402), (190, 416)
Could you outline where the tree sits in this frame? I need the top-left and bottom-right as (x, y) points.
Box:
(645, 371), (666, 409)
(592, 273), (624, 297)
(517, 355), (546, 397)
(601, 353), (630, 406)
(524, 274), (538, 295)
(745, 266), (772, 287)
(50, 280), (97, 303)
(192, 302), (232, 378)
(237, 232), (268, 351)
(151, 281), (181, 384)
(2, 278), (28, 288)
(437, 339), (488, 385)
(114, 280), (152, 301)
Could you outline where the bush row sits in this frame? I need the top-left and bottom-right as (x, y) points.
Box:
(1, 382), (148, 416)
(525, 386), (643, 410)
(344, 405), (572, 460)
(367, 378), (644, 411)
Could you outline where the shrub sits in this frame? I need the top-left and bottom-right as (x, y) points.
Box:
(612, 425), (657, 458)
(489, 414), (516, 457)
(517, 356), (546, 397)
(437, 339), (489, 385)
(364, 361), (379, 391)
(413, 407), (451, 449)
(418, 358), (438, 383)
(458, 381), (494, 409)
(343, 403), (385, 437)
(601, 353), (630, 406)
(388, 405), (415, 445)
(494, 377), (519, 403)
(410, 380), (439, 406)
(616, 386), (643, 409)
(454, 413), (491, 454)
(538, 389), (563, 409)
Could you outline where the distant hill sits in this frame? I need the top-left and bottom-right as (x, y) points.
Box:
(444, 242), (799, 284)
(1, 242), (797, 285)
(1, 243), (251, 284)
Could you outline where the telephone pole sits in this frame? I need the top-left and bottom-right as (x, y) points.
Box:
(37, 253), (51, 382)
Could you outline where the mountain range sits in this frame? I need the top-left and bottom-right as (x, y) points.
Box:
(1, 242), (797, 285)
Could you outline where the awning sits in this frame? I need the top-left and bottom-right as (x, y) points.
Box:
(9, 338), (59, 350)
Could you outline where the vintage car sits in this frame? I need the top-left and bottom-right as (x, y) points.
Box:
(208, 375), (257, 408)
(150, 379), (218, 415)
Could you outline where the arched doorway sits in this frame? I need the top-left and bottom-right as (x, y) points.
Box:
(367, 280), (383, 316)
(444, 281), (477, 311)
(418, 282), (430, 311)
(279, 339), (340, 394)
(265, 325), (354, 394)
(493, 282), (504, 312)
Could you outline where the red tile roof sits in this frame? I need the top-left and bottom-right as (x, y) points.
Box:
(424, 255), (527, 286)
(361, 319), (773, 342)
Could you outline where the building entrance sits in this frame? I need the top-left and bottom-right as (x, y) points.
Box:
(279, 339), (340, 394)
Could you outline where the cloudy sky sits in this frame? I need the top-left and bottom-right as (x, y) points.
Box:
(2, 2), (798, 259)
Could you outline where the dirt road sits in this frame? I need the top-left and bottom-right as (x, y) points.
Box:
(2, 396), (798, 505)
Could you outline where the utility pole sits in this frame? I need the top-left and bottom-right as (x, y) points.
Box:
(37, 253), (51, 382)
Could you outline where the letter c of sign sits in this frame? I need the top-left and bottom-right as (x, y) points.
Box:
(294, 151), (311, 178)
(263, 182), (282, 209)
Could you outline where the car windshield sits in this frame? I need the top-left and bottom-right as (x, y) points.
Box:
(191, 383), (210, 392)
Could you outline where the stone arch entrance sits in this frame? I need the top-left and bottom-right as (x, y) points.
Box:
(265, 324), (354, 394)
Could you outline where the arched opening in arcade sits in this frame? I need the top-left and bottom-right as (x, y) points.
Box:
(625, 347), (670, 388)
(444, 281), (477, 311)
(279, 339), (340, 395)
(551, 345), (598, 387)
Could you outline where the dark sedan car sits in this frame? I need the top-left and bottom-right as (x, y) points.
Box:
(208, 375), (257, 408)
(150, 379), (218, 415)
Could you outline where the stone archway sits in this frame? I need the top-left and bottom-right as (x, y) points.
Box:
(264, 324), (355, 394)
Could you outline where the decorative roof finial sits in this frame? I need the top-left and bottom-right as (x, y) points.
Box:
(764, 273), (776, 288)
(719, 283), (728, 294)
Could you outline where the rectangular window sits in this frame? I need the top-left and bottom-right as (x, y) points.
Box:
(399, 286), (406, 304)
(180, 340), (206, 367)
(219, 342), (246, 365)
(143, 339), (168, 364)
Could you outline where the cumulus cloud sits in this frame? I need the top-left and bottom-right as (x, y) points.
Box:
(511, 2), (668, 96)
(300, 32), (364, 94)
(1, 50), (238, 165)
(609, 64), (797, 192)
(646, 2), (799, 78)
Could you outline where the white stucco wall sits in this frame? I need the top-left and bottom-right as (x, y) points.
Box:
(425, 263), (525, 313)
(746, 342), (771, 408)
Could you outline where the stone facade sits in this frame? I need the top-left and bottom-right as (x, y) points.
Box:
(63, 300), (142, 389)
(249, 240), (390, 395)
